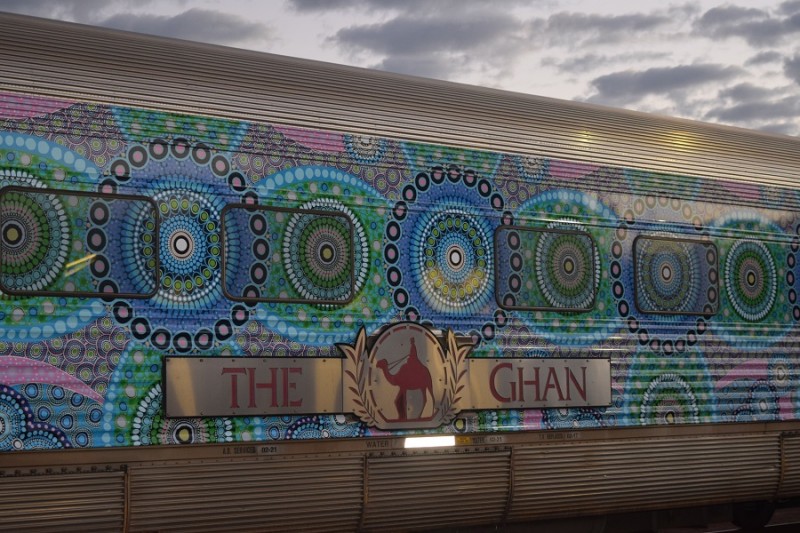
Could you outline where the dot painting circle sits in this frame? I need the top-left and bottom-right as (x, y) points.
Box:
(640, 373), (700, 425)
(251, 166), (390, 346)
(0, 190), (69, 292)
(284, 211), (353, 301)
(611, 196), (711, 355)
(413, 207), (491, 312)
(712, 212), (790, 346)
(106, 140), (251, 353)
(386, 164), (506, 342)
(534, 226), (597, 310)
(154, 189), (222, 302)
(283, 197), (369, 303)
(511, 189), (617, 347)
(636, 239), (700, 314)
(724, 240), (776, 322)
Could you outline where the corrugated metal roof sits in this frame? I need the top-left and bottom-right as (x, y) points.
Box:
(0, 12), (798, 189)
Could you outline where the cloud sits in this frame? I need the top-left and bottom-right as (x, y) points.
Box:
(541, 12), (673, 46)
(543, 51), (670, 74)
(289, 0), (529, 13)
(289, 0), (364, 11)
(786, 54), (800, 83)
(745, 50), (783, 66)
(333, 12), (522, 57)
(99, 8), (268, 46)
(780, 0), (800, 15)
(376, 54), (464, 79)
(693, 4), (800, 47)
(718, 82), (780, 102)
(0, 0), (161, 23)
(330, 9), (526, 80)
(587, 64), (742, 105)
(705, 97), (800, 123)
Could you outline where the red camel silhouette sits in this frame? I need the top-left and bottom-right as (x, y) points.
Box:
(376, 337), (434, 420)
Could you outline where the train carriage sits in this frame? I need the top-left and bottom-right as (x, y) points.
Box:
(2, 12), (800, 532)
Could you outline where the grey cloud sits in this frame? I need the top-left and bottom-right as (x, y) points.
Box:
(0, 0), (161, 23)
(544, 12), (671, 45)
(694, 5), (800, 47)
(543, 51), (670, 74)
(289, 0), (364, 11)
(100, 9), (268, 46)
(718, 82), (780, 102)
(704, 97), (800, 123)
(745, 51), (783, 66)
(587, 64), (742, 105)
(526, 7), (696, 50)
(375, 54), (464, 79)
(756, 122), (797, 135)
(786, 54), (800, 83)
(289, 0), (529, 13)
(332, 12), (522, 56)
(704, 79), (800, 134)
(780, 0), (800, 15)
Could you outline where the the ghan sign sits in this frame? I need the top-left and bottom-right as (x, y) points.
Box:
(165, 322), (611, 430)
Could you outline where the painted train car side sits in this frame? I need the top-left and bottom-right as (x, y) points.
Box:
(2, 13), (800, 533)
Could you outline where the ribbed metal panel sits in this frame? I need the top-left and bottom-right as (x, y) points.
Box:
(362, 451), (510, 531)
(128, 455), (363, 532)
(779, 435), (800, 497)
(510, 434), (780, 521)
(0, 470), (125, 531)
(0, 14), (799, 190)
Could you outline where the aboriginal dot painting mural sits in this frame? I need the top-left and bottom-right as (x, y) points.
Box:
(1, 90), (799, 451)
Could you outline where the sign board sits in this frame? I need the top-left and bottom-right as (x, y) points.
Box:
(165, 322), (611, 430)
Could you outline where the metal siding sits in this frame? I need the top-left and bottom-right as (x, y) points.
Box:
(0, 14), (799, 190)
(127, 456), (363, 532)
(363, 451), (511, 530)
(0, 470), (125, 531)
(779, 434), (800, 497)
(509, 433), (780, 521)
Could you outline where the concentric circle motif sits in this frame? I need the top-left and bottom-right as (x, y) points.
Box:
(252, 166), (391, 346)
(611, 197), (711, 355)
(386, 164), (506, 341)
(724, 240), (776, 322)
(0, 143), (107, 340)
(635, 239), (700, 314)
(747, 381), (779, 421)
(514, 155), (547, 184)
(711, 213), (790, 346)
(535, 225), (598, 310)
(512, 190), (618, 347)
(344, 134), (387, 165)
(156, 190), (222, 302)
(0, 385), (27, 451)
(769, 355), (793, 394)
(790, 227), (800, 323)
(413, 207), (492, 312)
(0, 189), (69, 292)
(107, 142), (250, 353)
(624, 347), (713, 426)
(0, 385), (70, 450)
(283, 199), (367, 302)
(639, 373), (699, 425)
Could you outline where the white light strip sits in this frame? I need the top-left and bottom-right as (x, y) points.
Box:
(403, 436), (456, 449)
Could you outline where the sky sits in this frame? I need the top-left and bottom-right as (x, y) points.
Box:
(2, 0), (800, 136)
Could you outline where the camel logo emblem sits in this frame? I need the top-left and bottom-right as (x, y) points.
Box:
(338, 322), (472, 430)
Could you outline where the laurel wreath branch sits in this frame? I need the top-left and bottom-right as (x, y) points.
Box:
(438, 329), (470, 426)
(339, 328), (379, 427)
